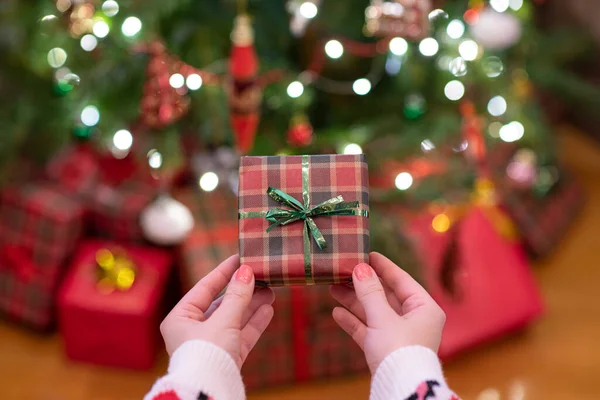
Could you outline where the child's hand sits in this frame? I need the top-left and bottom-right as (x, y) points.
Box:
(160, 255), (275, 369)
(330, 252), (446, 374)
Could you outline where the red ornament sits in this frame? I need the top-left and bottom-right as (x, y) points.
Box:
(287, 117), (313, 147)
(227, 15), (262, 154)
(140, 42), (190, 129)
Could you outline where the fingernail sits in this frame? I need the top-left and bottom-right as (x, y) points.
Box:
(235, 265), (253, 284)
(354, 263), (373, 281)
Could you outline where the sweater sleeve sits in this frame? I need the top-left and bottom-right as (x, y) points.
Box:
(144, 340), (246, 400)
(370, 346), (460, 400)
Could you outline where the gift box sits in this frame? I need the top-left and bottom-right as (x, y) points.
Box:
(407, 207), (543, 360)
(46, 143), (100, 198)
(174, 187), (239, 290)
(488, 143), (584, 258)
(238, 155), (370, 286)
(57, 240), (172, 369)
(89, 182), (158, 242)
(179, 240), (367, 389)
(0, 184), (84, 328)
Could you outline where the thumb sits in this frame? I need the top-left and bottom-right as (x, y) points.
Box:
(352, 263), (394, 326)
(213, 265), (255, 329)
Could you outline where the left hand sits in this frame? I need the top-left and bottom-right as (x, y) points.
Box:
(160, 254), (275, 369)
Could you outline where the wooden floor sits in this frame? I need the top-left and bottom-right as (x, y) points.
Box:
(1, 128), (599, 400)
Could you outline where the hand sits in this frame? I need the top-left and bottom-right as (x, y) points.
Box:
(330, 252), (446, 374)
(160, 254), (275, 369)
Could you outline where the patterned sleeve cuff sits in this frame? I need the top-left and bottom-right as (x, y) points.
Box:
(144, 340), (245, 400)
(370, 346), (455, 400)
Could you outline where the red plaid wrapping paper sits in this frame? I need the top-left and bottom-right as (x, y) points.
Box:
(239, 155), (370, 286)
(90, 182), (158, 242)
(0, 184), (84, 328)
(488, 144), (584, 258)
(46, 144), (99, 197)
(243, 286), (367, 390)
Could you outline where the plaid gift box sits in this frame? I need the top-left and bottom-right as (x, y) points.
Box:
(238, 155), (370, 286)
(90, 182), (158, 242)
(243, 286), (367, 390)
(46, 144), (100, 197)
(488, 143), (584, 258)
(174, 187), (239, 290)
(0, 184), (84, 328)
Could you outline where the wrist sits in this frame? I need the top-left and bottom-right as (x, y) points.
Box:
(167, 340), (244, 398)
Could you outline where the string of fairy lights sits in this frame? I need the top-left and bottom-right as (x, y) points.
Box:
(42, 0), (529, 193)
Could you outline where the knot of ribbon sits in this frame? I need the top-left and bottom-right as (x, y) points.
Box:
(265, 186), (361, 249)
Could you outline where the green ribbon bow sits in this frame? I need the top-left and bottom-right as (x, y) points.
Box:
(265, 186), (362, 250)
(239, 155), (368, 284)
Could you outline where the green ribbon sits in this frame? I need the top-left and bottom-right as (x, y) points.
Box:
(239, 155), (368, 284)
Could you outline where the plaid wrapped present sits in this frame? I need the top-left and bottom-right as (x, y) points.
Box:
(89, 182), (158, 242)
(488, 143), (584, 258)
(238, 155), (370, 286)
(243, 286), (367, 390)
(0, 184), (84, 328)
(46, 144), (100, 197)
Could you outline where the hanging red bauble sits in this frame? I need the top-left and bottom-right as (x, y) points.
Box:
(227, 14), (262, 154)
(287, 116), (313, 147)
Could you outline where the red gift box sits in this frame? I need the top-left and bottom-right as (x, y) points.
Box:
(57, 240), (172, 369)
(0, 184), (84, 329)
(408, 207), (543, 360)
(238, 155), (370, 286)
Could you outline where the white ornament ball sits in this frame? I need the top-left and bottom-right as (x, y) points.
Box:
(141, 195), (194, 246)
(470, 9), (522, 50)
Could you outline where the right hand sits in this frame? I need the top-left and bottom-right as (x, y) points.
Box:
(330, 252), (446, 374)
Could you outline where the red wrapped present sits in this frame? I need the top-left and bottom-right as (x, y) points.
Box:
(238, 155), (370, 286)
(488, 143), (584, 258)
(57, 240), (172, 369)
(0, 184), (84, 328)
(407, 206), (543, 360)
(89, 182), (158, 242)
(46, 143), (100, 197)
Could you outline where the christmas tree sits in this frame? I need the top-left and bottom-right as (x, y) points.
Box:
(0, 0), (596, 201)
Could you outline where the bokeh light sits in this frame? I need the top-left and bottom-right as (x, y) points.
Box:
(199, 172), (219, 192)
(47, 48), (67, 68)
(80, 34), (98, 51)
(459, 40), (479, 61)
(122, 16), (142, 37)
(487, 96), (507, 116)
(81, 105), (100, 126)
(447, 20), (465, 39)
(169, 74), (184, 89)
(113, 129), (133, 150)
(419, 38), (439, 56)
(499, 121), (525, 142)
(395, 172), (413, 190)
(389, 37), (409, 56)
(299, 2), (318, 19)
(352, 78), (371, 95)
(325, 40), (344, 59)
(490, 0), (510, 13)
(186, 74), (202, 90)
(444, 80), (465, 101)
(343, 143), (363, 155)
(287, 81), (304, 98)
(92, 20), (110, 38)
(432, 213), (451, 233)
(102, 1), (119, 17)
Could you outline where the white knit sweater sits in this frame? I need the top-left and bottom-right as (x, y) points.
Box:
(144, 341), (458, 400)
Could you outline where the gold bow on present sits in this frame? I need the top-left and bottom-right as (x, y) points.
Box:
(430, 178), (518, 241)
(95, 248), (136, 293)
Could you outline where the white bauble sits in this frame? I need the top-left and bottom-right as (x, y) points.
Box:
(140, 195), (194, 246)
(470, 9), (522, 50)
